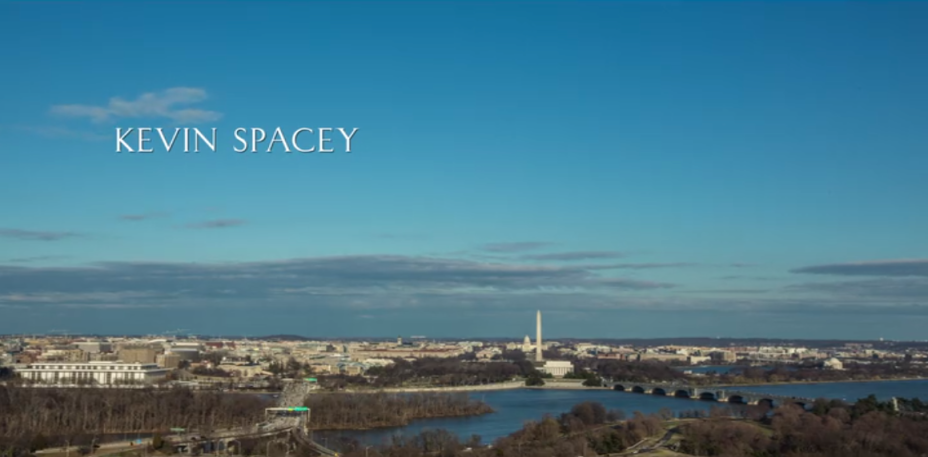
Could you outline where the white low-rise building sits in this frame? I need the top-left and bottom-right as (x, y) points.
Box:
(16, 361), (170, 385)
(538, 360), (574, 378)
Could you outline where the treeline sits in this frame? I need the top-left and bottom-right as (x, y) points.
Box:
(190, 366), (233, 378)
(896, 396), (928, 413)
(315, 350), (563, 390)
(573, 358), (688, 383)
(304, 392), (493, 430)
(678, 395), (928, 457)
(705, 361), (928, 385)
(562, 371), (605, 387)
(0, 387), (268, 454)
(267, 357), (314, 379)
(335, 356), (534, 389)
(330, 401), (665, 457)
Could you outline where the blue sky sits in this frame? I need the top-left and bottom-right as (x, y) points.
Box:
(1, 1), (926, 339)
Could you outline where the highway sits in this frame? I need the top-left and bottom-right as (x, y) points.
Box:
(37, 382), (336, 457)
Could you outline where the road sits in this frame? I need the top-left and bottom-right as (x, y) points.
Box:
(36, 438), (160, 457)
(615, 427), (678, 456)
(38, 382), (329, 457)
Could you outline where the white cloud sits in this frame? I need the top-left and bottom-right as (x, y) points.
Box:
(50, 87), (222, 124)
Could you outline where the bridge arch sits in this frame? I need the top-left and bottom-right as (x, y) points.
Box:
(674, 389), (691, 399)
(727, 395), (746, 404)
(631, 385), (646, 394)
(756, 398), (775, 408)
(613, 384), (626, 392)
(652, 387), (668, 396)
(698, 392), (717, 401)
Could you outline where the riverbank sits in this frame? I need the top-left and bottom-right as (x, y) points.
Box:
(343, 380), (526, 393)
(317, 375), (928, 394)
(282, 380), (928, 449)
(526, 379), (604, 390)
(710, 376), (927, 388)
(306, 390), (494, 431)
(312, 408), (496, 432)
(336, 377), (613, 392)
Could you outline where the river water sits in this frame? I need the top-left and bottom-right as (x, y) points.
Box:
(314, 379), (928, 449)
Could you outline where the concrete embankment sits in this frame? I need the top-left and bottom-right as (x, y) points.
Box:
(525, 380), (608, 390)
(368, 380), (526, 393)
(349, 379), (608, 393)
(711, 376), (928, 389)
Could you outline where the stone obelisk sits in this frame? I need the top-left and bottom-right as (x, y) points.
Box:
(535, 310), (543, 362)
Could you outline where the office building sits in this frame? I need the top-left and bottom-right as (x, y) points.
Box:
(118, 345), (161, 364)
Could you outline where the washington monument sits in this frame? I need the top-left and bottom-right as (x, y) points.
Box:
(535, 310), (543, 362)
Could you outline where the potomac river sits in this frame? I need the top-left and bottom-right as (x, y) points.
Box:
(314, 379), (928, 449)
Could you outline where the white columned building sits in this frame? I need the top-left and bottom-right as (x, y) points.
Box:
(16, 361), (169, 385)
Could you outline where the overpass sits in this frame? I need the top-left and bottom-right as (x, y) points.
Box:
(608, 380), (815, 408)
(167, 381), (339, 456)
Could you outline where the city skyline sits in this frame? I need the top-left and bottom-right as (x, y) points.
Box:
(1, 2), (927, 339)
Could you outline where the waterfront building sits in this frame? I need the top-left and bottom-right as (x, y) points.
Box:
(16, 361), (170, 385)
(687, 355), (711, 365)
(710, 350), (737, 363)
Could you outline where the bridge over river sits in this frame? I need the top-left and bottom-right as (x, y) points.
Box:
(608, 379), (816, 408)
(166, 382), (338, 456)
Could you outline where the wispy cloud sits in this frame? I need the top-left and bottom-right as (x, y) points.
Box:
(480, 242), (554, 253)
(120, 212), (170, 221)
(2, 255), (927, 315)
(788, 278), (928, 299)
(719, 275), (777, 281)
(596, 278), (675, 290)
(12, 125), (108, 141)
(584, 262), (696, 270)
(0, 228), (80, 241)
(185, 219), (247, 229)
(522, 251), (626, 261)
(0, 255), (671, 310)
(6, 255), (70, 263)
(791, 259), (928, 277)
(50, 87), (222, 124)
(688, 288), (770, 294)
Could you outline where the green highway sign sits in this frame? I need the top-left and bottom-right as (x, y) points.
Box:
(305, 378), (317, 382)
(170, 428), (185, 432)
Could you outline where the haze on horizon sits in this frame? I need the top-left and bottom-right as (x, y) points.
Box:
(0, 2), (926, 340)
